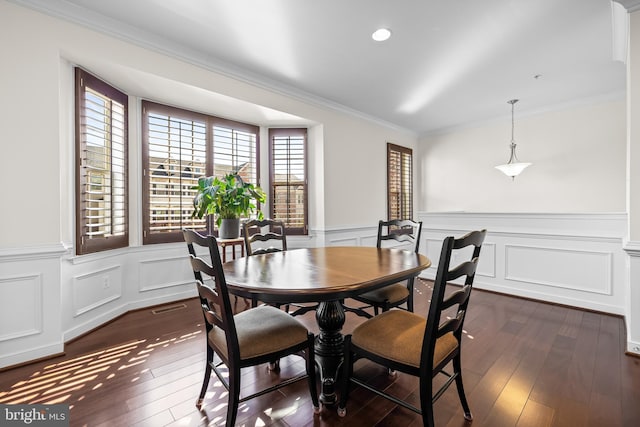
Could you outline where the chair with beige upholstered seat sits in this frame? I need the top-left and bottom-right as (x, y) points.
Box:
(183, 229), (319, 427)
(338, 229), (486, 427)
(349, 219), (422, 318)
(243, 218), (317, 316)
(242, 218), (288, 309)
(243, 218), (287, 256)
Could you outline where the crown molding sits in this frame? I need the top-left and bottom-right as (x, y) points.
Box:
(614, 0), (640, 13)
(7, 0), (416, 137)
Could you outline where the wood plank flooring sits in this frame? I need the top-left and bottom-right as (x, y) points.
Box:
(1, 278), (639, 426)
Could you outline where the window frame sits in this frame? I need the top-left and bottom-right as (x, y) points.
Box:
(387, 143), (413, 221)
(141, 100), (260, 244)
(268, 128), (308, 235)
(75, 68), (129, 255)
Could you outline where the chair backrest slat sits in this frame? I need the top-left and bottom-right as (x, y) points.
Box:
(440, 284), (472, 310)
(437, 310), (465, 338)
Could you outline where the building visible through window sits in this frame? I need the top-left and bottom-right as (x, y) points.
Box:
(269, 128), (307, 235)
(142, 101), (260, 244)
(387, 143), (413, 221)
(75, 68), (128, 255)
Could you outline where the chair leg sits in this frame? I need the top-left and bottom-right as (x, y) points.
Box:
(196, 346), (213, 409)
(337, 336), (353, 417)
(407, 279), (415, 312)
(268, 359), (280, 371)
(407, 292), (414, 312)
(305, 335), (320, 413)
(226, 365), (241, 427)
(453, 354), (473, 421)
(419, 376), (435, 427)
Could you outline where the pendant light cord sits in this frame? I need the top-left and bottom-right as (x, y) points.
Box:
(511, 101), (515, 143)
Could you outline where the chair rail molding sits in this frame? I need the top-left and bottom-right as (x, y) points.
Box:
(623, 240), (640, 256)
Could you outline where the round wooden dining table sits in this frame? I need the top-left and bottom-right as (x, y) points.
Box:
(222, 246), (431, 404)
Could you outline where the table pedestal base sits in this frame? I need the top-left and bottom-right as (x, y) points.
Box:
(314, 300), (345, 405)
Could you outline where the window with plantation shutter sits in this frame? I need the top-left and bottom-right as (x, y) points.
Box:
(75, 68), (128, 255)
(387, 143), (413, 221)
(142, 101), (207, 244)
(212, 120), (259, 187)
(142, 101), (260, 243)
(269, 128), (307, 235)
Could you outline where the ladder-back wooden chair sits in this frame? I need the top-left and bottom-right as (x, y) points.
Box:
(338, 229), (486, 427)
(350, 219), (423, 317)
(243, 219), (317, 316)
(243, 218), (287, 255)
(183, 229), (319, 426)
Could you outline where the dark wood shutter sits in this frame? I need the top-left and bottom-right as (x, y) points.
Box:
(269, 128), (307, 235)
(387, 143), (413, 221)
(75, 68), (128, 255)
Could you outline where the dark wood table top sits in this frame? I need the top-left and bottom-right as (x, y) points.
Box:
(222, 246), (431, 304)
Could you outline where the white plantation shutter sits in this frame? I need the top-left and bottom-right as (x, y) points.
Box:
(212, 124), (258, 185)
(387, 143), (413, 221)
(269, 128), (307, 235)
(142, 102), (208, 243)
(142, 102), (260, 243)
(75, 68), (128, 255)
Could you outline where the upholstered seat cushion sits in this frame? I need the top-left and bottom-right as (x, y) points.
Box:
(351, 310), (458, 368)
(209, 305), (309, 360)
(357, 283), (409, 304)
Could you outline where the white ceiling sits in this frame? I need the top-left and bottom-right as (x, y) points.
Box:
(13, 0), (628, 135)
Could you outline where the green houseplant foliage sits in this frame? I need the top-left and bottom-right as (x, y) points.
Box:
(192, 173), (266, 226)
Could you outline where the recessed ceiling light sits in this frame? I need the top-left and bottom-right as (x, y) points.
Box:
(372, 28), (391, 42)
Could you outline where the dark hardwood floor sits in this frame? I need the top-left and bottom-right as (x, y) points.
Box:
(1, 278), (639, 426)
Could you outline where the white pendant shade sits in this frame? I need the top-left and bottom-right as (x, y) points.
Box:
(495, 161), (531, 178)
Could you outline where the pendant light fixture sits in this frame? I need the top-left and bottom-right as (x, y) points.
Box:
(495, 99), (531, 179)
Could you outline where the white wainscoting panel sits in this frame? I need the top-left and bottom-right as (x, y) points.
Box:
(329, 237), (360, 246)
(138, 255), (193, 292)
(320, 225), (379, 247)
(424, 238), (496, 282)
(624, 241), (640, 355)
(72, 265), (122, 316)
(417, 212), (627, 315)
(504, 244), (612, 295)
(0, 244), (65, 369)
(62, 244), (196, 344)
(0, 273), (42, 341)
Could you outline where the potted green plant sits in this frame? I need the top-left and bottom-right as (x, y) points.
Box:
(192, 173), (266, 239)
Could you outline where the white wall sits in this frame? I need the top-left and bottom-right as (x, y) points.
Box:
(0, 1), (419, 368)
(416, 96), (638, 354)
(418, 100), (626, 213)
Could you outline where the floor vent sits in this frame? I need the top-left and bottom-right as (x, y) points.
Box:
(152, 303), (187, 315)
